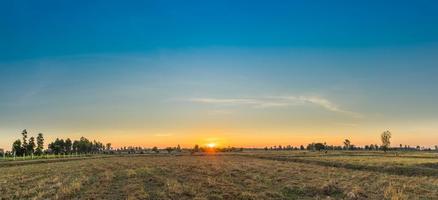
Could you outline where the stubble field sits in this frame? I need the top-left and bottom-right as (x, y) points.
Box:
(1, 151), (438, 200)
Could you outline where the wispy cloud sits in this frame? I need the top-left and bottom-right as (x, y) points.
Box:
(188, 95), (362, 118)
(273, 96), (361, 117)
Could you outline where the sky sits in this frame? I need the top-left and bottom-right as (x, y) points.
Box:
(1, 0), (438, 150)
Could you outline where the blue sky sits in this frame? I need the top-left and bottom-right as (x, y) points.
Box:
(1, 1), (438, 149)
(2, 0), (438, 60)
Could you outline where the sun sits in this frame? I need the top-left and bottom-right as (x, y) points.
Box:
(207, 143), (217, 148)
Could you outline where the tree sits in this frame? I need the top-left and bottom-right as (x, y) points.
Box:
(176, 144), (181, 152)
(27, 137), (36, 155)
(76, 137), (92, 153)
(300, 145), (305, 150)
(306, 143), (325, 151)
(65, 138), (72, 154)
(152, 146), (159, 153)
(12, 140), (23, 156)
(193, 144), (199, 152)
(21, 129), (28, 155)
(91, 140), (103, 153)
(306, 143), (313, 151)
(381, 130), (392, 152)
(35, 133), (44, 155)
(106, 143), (112, 151)
(343, 139), (351, 150)
(48, 138), (65, 155)
(72, 140), (79, 153)
(165, 147), (173, 154)
(314, 143), (325, 151)
(59, 139), (65, 153)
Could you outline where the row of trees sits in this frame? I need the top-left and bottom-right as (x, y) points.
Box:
(10, 129), (110, 156)
(109, 144), (243, 154)
(6, 129), (436, 157)
(12, 130), (44, 156)
(264, 130), (395, 152)
(190, 144), (243, 154)
(48, 137), (110, 154)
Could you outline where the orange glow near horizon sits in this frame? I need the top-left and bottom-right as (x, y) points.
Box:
(86, 127), (438, 148)
(2, 125), (438, 151)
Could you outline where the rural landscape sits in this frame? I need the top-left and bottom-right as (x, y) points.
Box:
(2, 0), (438, 199)
(1, 130), (438, 199)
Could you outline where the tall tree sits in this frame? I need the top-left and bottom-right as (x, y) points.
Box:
(36, 133), (44, 155)
(381, 130), (392, 152)
(21, 129), (28, 154)
(28, 137), (36, 155)
(78, 137), (92, 153)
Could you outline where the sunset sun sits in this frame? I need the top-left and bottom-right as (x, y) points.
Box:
(207, 143), (217, 148)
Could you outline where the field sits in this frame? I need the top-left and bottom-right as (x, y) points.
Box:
(1, 151), (438, 200)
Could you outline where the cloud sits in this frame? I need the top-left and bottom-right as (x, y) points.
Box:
(187, 95), (362, 118)
(274, 96), (360, 116)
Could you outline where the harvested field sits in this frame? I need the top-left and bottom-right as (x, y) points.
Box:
(1, 151), (438, 199)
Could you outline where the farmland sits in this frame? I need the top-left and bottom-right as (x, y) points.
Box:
(1, 151), (438, 200)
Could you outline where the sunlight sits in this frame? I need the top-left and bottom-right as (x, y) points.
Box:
(207, 143), (217, 148)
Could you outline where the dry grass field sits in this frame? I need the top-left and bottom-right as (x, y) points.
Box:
(1, 151), (438, 200)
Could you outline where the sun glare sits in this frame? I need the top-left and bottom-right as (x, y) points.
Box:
(207, 143), (217, 148)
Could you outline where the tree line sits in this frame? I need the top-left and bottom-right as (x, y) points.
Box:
(8, 129), (110, 157)
(2, 129), (437, 158)
(305, 131), (391, 152)
(106, 144), (243, 154)
(48, 137), (109, 155)
(264, 130), (437, 152)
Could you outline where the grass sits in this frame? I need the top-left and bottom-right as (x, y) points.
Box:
(1, 151), (438, 199)
(0, 153), (97, 162)
(246, 151), (438, 177)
